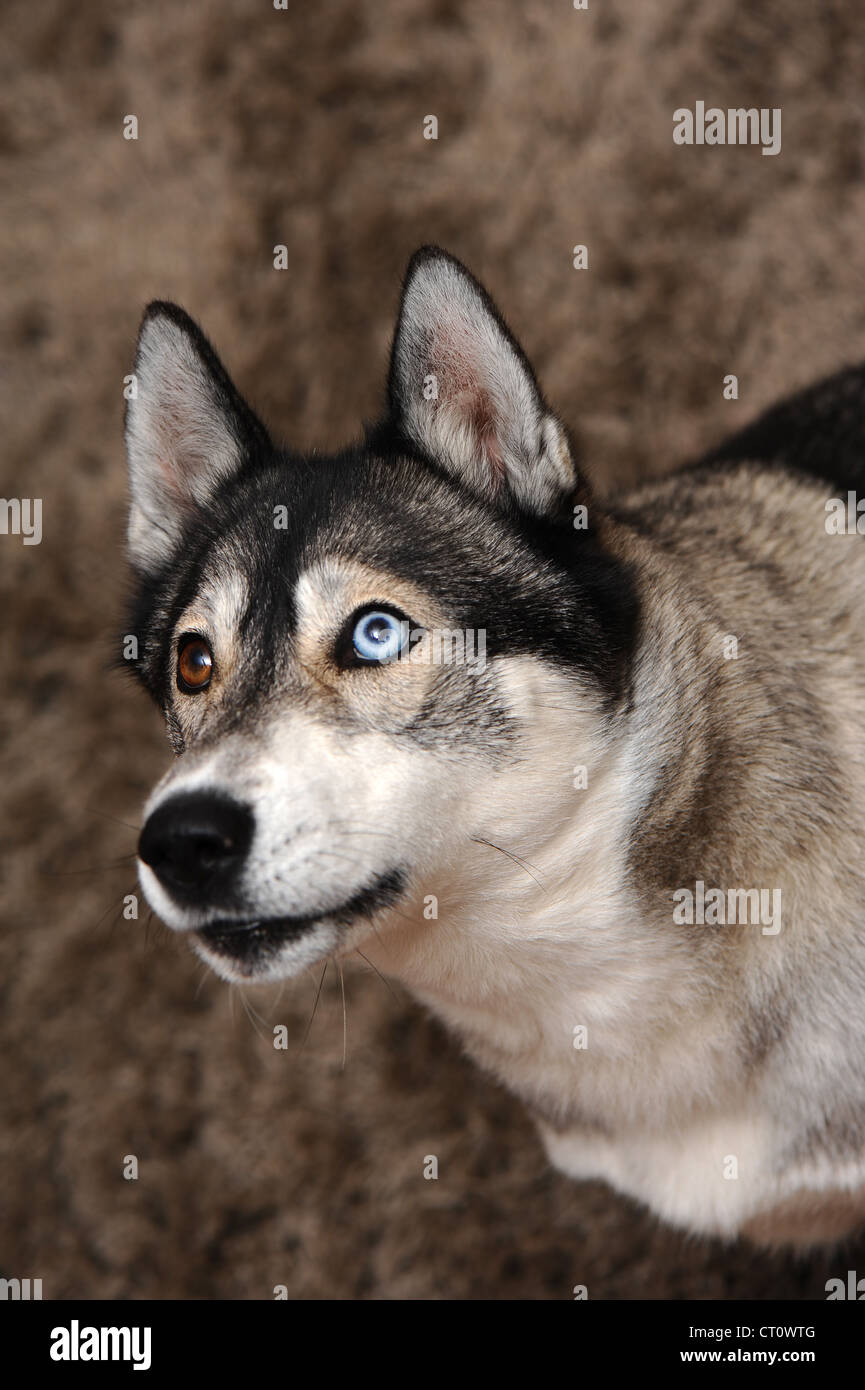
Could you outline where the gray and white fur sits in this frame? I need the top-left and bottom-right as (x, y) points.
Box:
(124, 247), (865, 1247)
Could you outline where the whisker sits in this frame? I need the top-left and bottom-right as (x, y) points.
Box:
(294, 960), (329, 1060)
(87, 892), (130, 939)
(306, 849), (371, 869)
(337, 958), (347, 1071)
(83, 806), (143, 834)
(243, 991), (272, 1037)
(237, 987), (268, 1043)
(42, 855), (140, 877)
(368, 917), (395, 957)
(194, 959), (213, 1000)
(324, 822), (397, 840)
(143, 906), (156, 950)
(355, 947), (401, 1004)
(471, 835), (546, 889)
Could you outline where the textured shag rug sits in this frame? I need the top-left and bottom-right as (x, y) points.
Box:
(3, 0), (865, 1297)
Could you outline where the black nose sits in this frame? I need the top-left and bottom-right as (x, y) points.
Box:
(138, 792), (253, 903)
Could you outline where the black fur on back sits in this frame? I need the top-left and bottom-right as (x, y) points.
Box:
(696, 361), (865, 496)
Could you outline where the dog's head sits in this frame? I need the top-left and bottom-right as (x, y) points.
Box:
(124, 247), (637, 982)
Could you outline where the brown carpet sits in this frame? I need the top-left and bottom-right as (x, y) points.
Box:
(3, 0), (865, 1298)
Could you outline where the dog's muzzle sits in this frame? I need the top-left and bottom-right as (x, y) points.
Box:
(138, 789), (407, 976)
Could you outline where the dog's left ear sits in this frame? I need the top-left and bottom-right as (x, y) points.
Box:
(387, 247), (579, 518)
(125, 302), (270, 574)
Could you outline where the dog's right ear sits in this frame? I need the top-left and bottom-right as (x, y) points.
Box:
(124, 303), (269, 574)
(385, 247), (581, 520)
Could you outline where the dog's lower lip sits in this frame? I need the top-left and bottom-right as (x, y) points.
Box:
(203, 918), (268, 935)
(193, 868), (406, 960)
(196, 916), (314, 949)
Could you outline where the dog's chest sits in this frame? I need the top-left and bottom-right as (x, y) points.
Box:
(422, 986), (781, 1236)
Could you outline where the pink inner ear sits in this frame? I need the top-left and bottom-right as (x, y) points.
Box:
(465, 387), (505, 484)
(428, 321), (506, 487)
(156, 454), (198, 511)
(153, 425), (199, 510)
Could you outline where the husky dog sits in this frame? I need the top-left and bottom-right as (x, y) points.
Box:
(124, 247), (865, 1248)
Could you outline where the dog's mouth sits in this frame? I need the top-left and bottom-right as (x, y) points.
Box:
(191, 868), (406, 965)
(195, 916), (317, 957)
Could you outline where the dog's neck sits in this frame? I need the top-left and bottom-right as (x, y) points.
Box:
(351, 537), (761, 1126)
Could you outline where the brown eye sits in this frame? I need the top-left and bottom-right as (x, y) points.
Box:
(177, 634), (213, 693)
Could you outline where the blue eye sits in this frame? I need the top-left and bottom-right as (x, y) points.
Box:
(352, 609), (407, 664)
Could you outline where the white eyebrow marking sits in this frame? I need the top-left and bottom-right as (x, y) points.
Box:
(178, 567), (250, 683)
